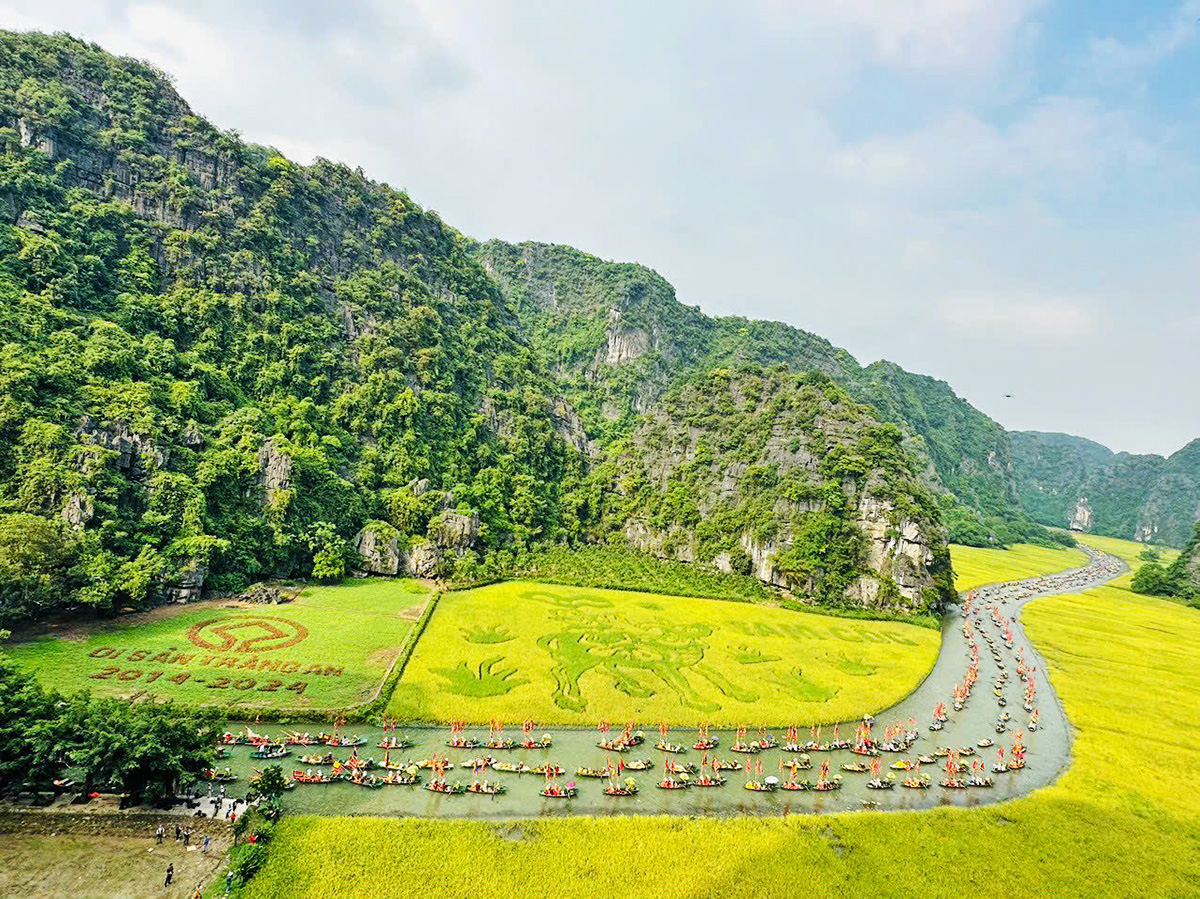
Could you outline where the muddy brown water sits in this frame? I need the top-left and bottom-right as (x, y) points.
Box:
(210, 548), (1121, 819)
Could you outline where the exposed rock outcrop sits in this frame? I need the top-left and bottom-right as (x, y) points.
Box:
(257, 439), (293, 506)
(354, 522), (404, 576)
(75, 417), (167, 477)
(1068, 496), (1093, 532)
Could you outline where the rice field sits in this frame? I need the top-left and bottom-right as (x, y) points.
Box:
(950, 542), (1090, 592)
(387, 581), (941, 727)
(239, 572), (1200, 898)
(5, 579), (430, 712)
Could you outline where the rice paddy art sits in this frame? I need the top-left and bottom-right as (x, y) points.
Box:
(390, 581), (940, 726)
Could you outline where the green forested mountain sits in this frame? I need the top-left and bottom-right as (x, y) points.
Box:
(478, 240), (1046, 547)
(1011, 431), (1200, 546)
(0, 31), (954, 621)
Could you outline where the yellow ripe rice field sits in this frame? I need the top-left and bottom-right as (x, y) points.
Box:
(387, 581), (940, 727)
(950, 541), (1089, 592)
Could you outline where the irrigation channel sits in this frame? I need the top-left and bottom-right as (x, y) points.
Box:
(212, 546), (1123, 819)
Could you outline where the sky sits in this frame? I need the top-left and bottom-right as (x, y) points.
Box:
(2, 1), (1197, 456)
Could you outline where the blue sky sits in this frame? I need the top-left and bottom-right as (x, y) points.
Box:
(3, 0), (1197, 455)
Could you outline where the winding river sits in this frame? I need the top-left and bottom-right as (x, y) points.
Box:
(209, 546), (1123, 819)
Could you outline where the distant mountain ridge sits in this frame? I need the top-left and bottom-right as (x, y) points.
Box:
(1011, 432), (1200, 546)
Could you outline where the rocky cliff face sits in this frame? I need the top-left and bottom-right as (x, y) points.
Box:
(1012, 432), (1200, 546)
(602, 367), (955, 612)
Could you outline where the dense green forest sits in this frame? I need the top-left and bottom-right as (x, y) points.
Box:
(1011, 431), (1200, 546)
(478, 240), (1062, 549)
(0, 31), (956, 622)
(1131, 522), (1200, 605)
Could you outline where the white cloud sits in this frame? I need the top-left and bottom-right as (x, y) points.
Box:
(936, 292), (1096, 339)
(1087, 0), (1200, 82)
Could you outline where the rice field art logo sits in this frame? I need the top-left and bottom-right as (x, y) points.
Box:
(187, 616), (309, 653)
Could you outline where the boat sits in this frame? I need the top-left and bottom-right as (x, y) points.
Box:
(466, 782), (506, 795)
(812, 780), (841, 792)
(655, 741), (686, 754)
(780, 780), (811, 792)
(902, 776), (931, 790)
(743, 780), (777, 792)
(977, 739), (994, 748)
(604, 781), (638, 796)
(712, 759), (742, 771)
(939, 778), (967, 789)
(917, 755), (936, 765)
(967, 776), (994, 788)
(959, 746), (976, 756)
(214, 748), (231, 760)
(850, 745), (880, 757)
(446, 738), (482, 750)
(322, 734), (366, 748)
(624, 759), (656, 771)
(425, 780), (466, 795)
(694, 738), (719, 750)
(461, 757), (498, 769)
(840, 762), (868, 773)
(416, 759), (454, 770)
(657, 779), (690, 790)
(351, 774), (384, 789)
(540, 786), (577, 798)
(730, 742), (762, 754)
(250, 745), (290, 760)
(928, 721), (944, 732)
(283, 733), (320, 746)
(889, 760), (910, 770)
(576, 767), (609, 779)
(528, 763), (565, 776)
(694, 775), (726, 787)
(378, 738), (414, 750)
(485, 740), (517, 751)
(291, 771), (331, 784)
(382, 772), (420, 785)
(492, 761), (531, 774)
(202, 769), (238, 783)
(519, 738), (553, 750)
(299, 753), (336, 766)
(933, 748), (951, 758)
(866, 778), (895, 790)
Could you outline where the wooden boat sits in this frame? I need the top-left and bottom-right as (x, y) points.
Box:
(466, 782), (506, 795)
(780, 780), (810, 792)
(812, 780), (841, 792)
(840, 762), (868, 773)
(446, 738), (482, 750)
(656, 779), (690, 790)
(743, 781), (776, 792)
(933, 748), (951, 758)
(350, 774), (384, 789)
(250, 745), (290, 760)
(604, 784), (638, 796)
(540, 787), (577, 798)
(416, 759), (454, 770)
(382, 773), (420, 786)
(425, 780), (465, 795)
(461, 757), (498, 769)
(712, 759), (742, 771)
(866, 779), (895, 790)
(890, 760), (910, 770)
(597, 739), (632, 753)
(967, 776), (994, 788)
(977, 739), (994, 748)
(625, 759), (656, 771)
(694, 775), (726, 787)
(378, 738), (414, 750)
(655, 741), (685, 754)
(519, 738), (553, 750)
(299, 753), (336, 766)
(214, 748), (232, 760)
(291, 771), (331, 784)
(528, 763), (565, 776)
(939, 778), (967, 789)
(322, 734), (366, 747)
(902, 777), (931, 790)
(576, 767), (609, 778)
(202, 769), (238, 783)
(850, 745), (880, 757)
(730, 742), (761, 754)
(492, 761), (531, 774)
(959, 747), (976, 756)
(918, 755), (936, 765)
(485, 740), (517, 751)
(694, 738), (719, 750)
(783, 758), (813, 771)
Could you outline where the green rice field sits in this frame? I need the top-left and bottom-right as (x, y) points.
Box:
(387, 581), (941, 727)
(6, 579), (430, 713)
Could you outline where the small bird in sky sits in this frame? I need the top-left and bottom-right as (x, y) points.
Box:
(1004, 394), (1013, 398)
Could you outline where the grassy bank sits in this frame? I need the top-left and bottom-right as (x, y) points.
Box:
(6, 579), (429, 713)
